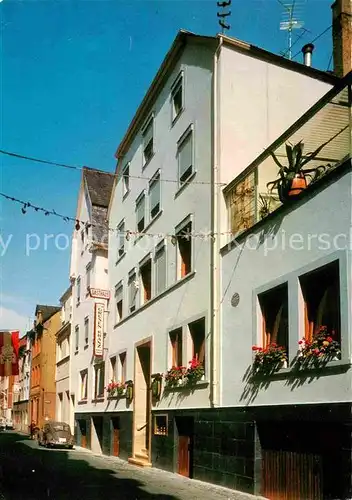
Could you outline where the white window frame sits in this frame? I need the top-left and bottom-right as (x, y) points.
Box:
(154, 240), (167, 296)
(116, 220), (125, 260)
(171, 71), (184, 123)
(135, 191), (146, 233)
(177, 126), (194, 186)
(142, 115), (154, 167)
(115, 281), (123, 323)
(149, 170), (161, 220)
(122, 162), (130, 198)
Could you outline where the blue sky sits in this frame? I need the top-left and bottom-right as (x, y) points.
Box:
(0, 0), (334, 334)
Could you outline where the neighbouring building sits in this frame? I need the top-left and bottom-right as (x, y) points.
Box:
(13, 334), (31, 432)
(104, 22), (337, 478)
(70, 167), (114, 452)
(221, 73), (351, 498)
(29, 305), (61, 429)
(55, 285), (74, 430)
(0, 374), (15, 426)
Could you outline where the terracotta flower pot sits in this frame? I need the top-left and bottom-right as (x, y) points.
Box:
(288, 174), (307, 197)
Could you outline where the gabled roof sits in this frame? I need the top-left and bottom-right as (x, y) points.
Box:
(35, 305), (61, 323)
(83, 167), (114, 208)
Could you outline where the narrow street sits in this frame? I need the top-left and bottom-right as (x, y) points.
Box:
(0, 433), (261, 500)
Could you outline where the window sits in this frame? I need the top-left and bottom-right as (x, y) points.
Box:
(140, 259), (152, 304)
(171, 74), (183, 122)
(300, 260), (340, 343)
(75, 325), (79, 352)
(189, 318), (205, 370)
(115, 284), (123, 323)
(176, 220), (192, 278)
(178, 130), (193, 185)
(136, 193), (146, 232)
(142, 117), (154, 165)
(80, 369), (88, 400)
(110, 356), (116, 382)
(258, 283), (289, 353)
(149, 172), (160, 219)
(169, 328), (183, 367)
(116, 221), (125, 259)
(155, 243), (167, 295)
(122, 163), (130, 197)
(94, 363), (105, 399)
(84, 316), (89, 345)
(119, 352), (127, 384)
(86, 264), (91, 292)
(128, 270), (138, 313)
(76, 277), (81, 305)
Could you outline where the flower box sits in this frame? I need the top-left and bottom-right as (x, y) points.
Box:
(297, 326), (341, 366)
(185, 358), (205, 385)
(252, 343), (287, 375)
(164, 366), (187, 388)
(106, 380), (126, 398)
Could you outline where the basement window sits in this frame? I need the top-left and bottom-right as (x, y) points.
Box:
(299, 260), (340, 344)
(154, 414), (168, 436)
(258, 283), (289, 354)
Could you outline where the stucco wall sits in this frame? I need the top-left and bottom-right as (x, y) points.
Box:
(221, 169), (352, 407)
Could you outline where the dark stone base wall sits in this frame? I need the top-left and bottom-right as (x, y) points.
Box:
(74, 411), (133, 460)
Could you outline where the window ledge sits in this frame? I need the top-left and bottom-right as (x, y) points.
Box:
(57, 355), (70, 366)
(78, 399), (87, 405)
(134, 209), (164, 244)
(174, 171), (197, 199)
(92, 397), (105, 403)
(142, 152), (155, 171)
(164, 379), (209, 392)
(252, 359), (351, 381)
(123, 190), (130, 201)
(107, 394), (127, 400)
(113, 271), (196, 328)
(116, 252), (126, 266)
(171, 108), (184, 128)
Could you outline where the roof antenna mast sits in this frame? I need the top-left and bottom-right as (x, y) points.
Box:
(279, 1), (305, 59)
(217, 0), (232, 33)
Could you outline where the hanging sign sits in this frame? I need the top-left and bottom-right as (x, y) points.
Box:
(89, 288), (110, 300)
(93, 303), (104, 357)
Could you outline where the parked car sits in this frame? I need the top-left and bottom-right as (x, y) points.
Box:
(6, 419), (14, 430)
(38, 421), (74, 449)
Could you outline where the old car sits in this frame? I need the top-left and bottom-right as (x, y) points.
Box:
(38, 421), (74, 449)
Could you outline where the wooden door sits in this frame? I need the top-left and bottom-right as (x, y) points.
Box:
(262, 450), (322, 500)
(178, 435), (190, 477)
(112, 428), (119, 456)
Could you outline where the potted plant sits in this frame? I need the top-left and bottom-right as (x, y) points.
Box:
(267, 140), (330, 204)
(252, 343), (287, 374)
(164, 366), (186, 388)
(106, 380), (126, 398)
(297, 326), (341, 365)
(258, 194), (273, 219)
(185, 358), (205, 385)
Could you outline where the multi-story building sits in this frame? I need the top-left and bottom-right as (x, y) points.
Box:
(70, 167), (114, 452)
(105, 23), (337, 476)
(0, 374), (14, 427)
(13, 334), (31, 432)
(55, 285), (74, 430)
(29, 305), (61, 429)
(221, 72), (351, 499)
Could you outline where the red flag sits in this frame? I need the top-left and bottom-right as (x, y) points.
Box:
(0, 331), (19, 376)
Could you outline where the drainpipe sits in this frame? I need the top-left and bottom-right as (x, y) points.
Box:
(210, 35), (223, 408)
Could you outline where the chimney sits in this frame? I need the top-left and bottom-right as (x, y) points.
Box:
(302, 43), (314, 66)
(332, 0), (352, 76)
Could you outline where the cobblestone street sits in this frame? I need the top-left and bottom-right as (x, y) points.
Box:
(0, 433), (264, 500)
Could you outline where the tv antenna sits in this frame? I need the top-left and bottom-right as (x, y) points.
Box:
(279, 1), (305, 59)
(217, 1), (231, 33)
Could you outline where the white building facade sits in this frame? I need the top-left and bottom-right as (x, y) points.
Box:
(105, 28), (337, 486)
(70, 168), (114, 453)
(55, 285), (74, 430)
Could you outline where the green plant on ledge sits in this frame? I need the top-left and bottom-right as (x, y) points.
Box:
(185, 358), (205, 385)
(164, 366), (186, 388)
(106, 380), (126, 398)
(297, 326), (341, 366)
(252, 343), (287, 375)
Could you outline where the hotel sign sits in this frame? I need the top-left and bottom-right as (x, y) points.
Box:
(89, 288), (110, 300)
(93, 303), (104, 357)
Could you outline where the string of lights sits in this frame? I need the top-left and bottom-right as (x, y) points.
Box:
(0, 149), (227, 187)
(0, 191), (237, 239)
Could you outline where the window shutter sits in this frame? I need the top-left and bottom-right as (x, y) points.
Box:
(179, 134), (192, 178)
(156, 246), (166, 294)
(150, 177), (160, 214)
(115, 286), (123, 304)
(143, 120), (153, 147)
(136, 196), (145, 225)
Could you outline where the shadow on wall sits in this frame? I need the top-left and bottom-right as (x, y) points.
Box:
(0, 433), (180, 500)
(240, 356), (350, 405)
